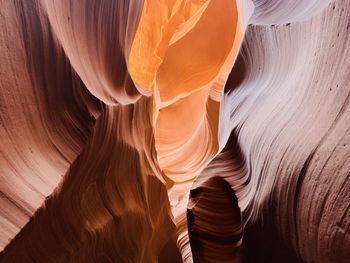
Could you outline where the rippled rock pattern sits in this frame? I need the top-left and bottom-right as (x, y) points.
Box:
(0, 0), (349, 262)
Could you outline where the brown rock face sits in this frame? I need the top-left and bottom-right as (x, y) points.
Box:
(0, 0), (349, 262)
(188, 177), (242, 263)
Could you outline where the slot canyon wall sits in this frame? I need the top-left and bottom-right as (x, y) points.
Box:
(0, 0), (349, 262)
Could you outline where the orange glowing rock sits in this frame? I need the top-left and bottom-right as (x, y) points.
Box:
(129, 1), (250, 259)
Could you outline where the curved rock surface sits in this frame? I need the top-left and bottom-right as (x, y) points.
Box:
(0, 0), (102, 250)
(250, 0), (331, 25)
(0, 0), (349, 262)
(188, 177), (243, 262)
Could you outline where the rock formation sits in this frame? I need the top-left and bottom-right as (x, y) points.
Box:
(0, 0), (349, 262)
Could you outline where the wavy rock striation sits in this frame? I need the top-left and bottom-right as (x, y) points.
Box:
(0, 0), (349, 262)
(0, 0), (102, 250)
(188, 176), (243, 262)
(217, 0), (350, 262)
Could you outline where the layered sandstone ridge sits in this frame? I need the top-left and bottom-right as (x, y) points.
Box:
(0, 0), (349, 262)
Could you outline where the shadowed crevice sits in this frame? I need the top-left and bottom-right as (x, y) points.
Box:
(187, 176), (243, 263)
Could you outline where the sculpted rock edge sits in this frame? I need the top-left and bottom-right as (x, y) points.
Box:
(0, 0), (349, 262)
